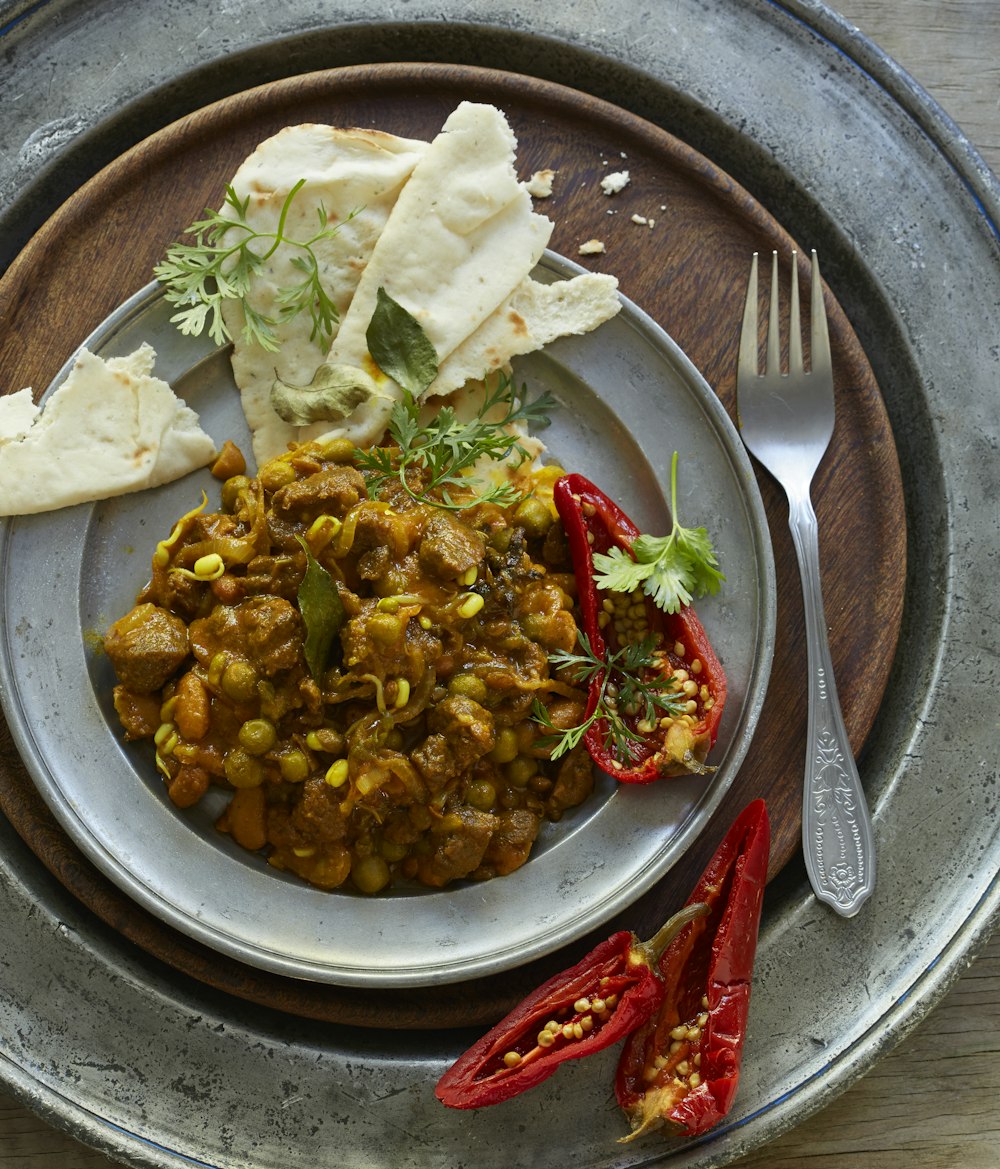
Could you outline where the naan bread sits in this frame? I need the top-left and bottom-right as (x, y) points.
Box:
(0, 345), (216, 516)
(218, 123), (430, 463)
(432, 271), (621, 396)
(225, 104), (621, 463)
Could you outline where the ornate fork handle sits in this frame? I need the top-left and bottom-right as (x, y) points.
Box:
(788, 494), (876, 916)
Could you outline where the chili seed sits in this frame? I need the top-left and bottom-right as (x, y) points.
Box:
(537, 1030), (555, 1048)
(689, 1072), (702, 1088)
(674, 640), (686, 657)
(670, 1025), (688, 1041)
(677, 1060), (690, 1075)
(573, 998), (591, 1013)
(691, 658), (703, 674)
(503, 1052), (522, 1068)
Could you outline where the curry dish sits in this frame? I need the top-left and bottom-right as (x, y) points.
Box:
(105, 437), (594, 894)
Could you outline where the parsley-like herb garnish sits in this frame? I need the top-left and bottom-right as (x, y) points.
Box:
(591, 451), (725, 614)
(154, 179), (348, 352)
(532, 632), (686, 761)
(355, 373), (555, 511)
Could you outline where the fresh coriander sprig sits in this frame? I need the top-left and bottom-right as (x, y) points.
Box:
(355, 373), (555, 511)
(532, 632), (686, 761)
(591, 451), (725, 614)
(154, 179), (348, 352)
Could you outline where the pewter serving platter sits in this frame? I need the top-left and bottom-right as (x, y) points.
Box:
(1, 1), (999, 1167)
(0, 254), (772, 988)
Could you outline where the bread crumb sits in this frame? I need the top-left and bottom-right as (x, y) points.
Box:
(578, 239), (606, 255)
(599, 170), (630, 196)
(525, 168), (556, 198)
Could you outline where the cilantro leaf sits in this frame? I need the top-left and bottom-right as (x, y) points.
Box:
(355, 371), (554, 511)
(591, 451), (724, 614)
(154, 179), (353, 352)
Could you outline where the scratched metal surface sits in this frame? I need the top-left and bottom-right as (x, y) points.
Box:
(0, 1), (999, 1167)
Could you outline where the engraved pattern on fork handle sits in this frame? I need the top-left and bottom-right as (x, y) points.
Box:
(788, 495), (876, 917)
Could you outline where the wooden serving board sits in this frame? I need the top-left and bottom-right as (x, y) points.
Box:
(0, 63), (905, 1028)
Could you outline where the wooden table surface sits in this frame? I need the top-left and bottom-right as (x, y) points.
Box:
(2, 1), (998, 1165)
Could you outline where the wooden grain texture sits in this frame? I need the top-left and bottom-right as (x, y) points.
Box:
(0, 64), (903, 1028)
(2, 0), (999, 1164)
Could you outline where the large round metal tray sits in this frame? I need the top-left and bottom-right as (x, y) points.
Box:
(0, 2), (997, 1167)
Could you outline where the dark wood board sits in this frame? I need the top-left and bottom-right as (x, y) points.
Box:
(0, 63), (905, 1028)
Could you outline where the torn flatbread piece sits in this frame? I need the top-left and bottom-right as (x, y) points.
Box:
(224, 104), (622, 463)
(0, 344), (216, 516)
(219, 123), (430, 463)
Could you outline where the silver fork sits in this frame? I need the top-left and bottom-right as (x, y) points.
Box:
(737, 250), (876, 917)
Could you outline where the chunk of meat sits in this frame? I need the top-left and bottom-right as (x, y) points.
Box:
(549, 745), (595, 814)
(189, 597), (303, 677)
(481, 809), (539, 876)
(104, 603), (189, 693)
(112, 686), (162, 739)
(270, 465), (366, 520)
(418, 511), (485, 580)
(415, 808), (498, 887)
(426, 695), (496, 769)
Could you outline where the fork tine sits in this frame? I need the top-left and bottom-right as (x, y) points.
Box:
(789, 251), (803, 376)
(738, 252), (760, 383)
(766, 250), (781, 375)
(810, 250), (832, 381)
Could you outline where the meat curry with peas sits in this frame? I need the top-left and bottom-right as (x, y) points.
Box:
(104, 436), (595, 894)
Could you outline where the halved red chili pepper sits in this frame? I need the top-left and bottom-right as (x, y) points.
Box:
(434, 902), (709, 1110)
(616, 798), (770, 1139)
(552, 473), (727, 782)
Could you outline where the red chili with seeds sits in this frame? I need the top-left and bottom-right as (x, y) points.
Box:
(553, 473), (727, 782)
(616, 798), (770, 1139)
(434, 903), (708, 1109)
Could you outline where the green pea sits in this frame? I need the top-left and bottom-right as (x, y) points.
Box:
(514, 496), (553, 540)
(220, 474), (251, 514)
(258, 460), (296, 491)
(447, 673), (488, 703)
(367, 611), (404, 646)
(504, 755), (538, 788)
(238, 718), (277, 756)
(278, 749), (310, 783)
(465, 779), (497, 811)
(319, 437), (356, 464)
(489, 727), (519, 765)
(224, 748), (264, 789)
(221, 660), (258, 704)
(380, 839), (409, 863)
(352, 854), (391, 895)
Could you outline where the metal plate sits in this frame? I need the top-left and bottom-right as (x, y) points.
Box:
(0, 256), (771, 988)
(0, 1), (998, 1167)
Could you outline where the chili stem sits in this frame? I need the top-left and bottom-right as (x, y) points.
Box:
(634, 901), (711, 967)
